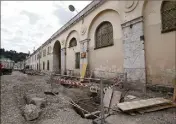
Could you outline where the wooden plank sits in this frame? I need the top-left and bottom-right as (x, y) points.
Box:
(137, 103), (176, 114)
(117, 97), (171, 112)
(84, 111), (101, 118)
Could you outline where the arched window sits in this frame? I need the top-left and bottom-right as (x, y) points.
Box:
(95, 21), (113, 49)
(161, 1), (176, 33)
(69, 38), (77, 47)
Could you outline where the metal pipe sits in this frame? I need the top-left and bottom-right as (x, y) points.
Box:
(100, 79), (105, 124)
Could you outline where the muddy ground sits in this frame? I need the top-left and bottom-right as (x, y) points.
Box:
(1, 71), (176, 124)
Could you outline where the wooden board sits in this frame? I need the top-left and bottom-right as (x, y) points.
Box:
(137, 103), (176, 114)
(117, 97), (171, 112)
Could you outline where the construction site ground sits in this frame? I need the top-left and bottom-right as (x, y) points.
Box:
(1, 71), (176, 124)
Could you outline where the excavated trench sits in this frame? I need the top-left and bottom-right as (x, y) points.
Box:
(61, 84), (101, 119)
(72, 95), (101, 119)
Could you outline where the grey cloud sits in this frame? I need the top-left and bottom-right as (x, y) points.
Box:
(20, 10), (41, 25)
(53, 4), (75, 26)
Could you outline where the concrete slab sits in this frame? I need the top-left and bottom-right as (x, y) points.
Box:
(117, 98), (171, 111)
(103, 88), (113, 108)
(109, 91), (121, 110)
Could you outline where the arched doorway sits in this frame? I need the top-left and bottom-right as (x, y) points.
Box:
(53, 41), (61, 72)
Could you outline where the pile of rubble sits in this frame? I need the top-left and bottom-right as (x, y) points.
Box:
(22, 94), (47, 121)
(90, 87), (176, 124)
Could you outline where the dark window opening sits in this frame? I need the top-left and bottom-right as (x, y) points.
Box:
(75, 52), (80, 69)
(47, 60), (49, 70)
(69, 38), (77, 47)
(43, 62), (45, 70)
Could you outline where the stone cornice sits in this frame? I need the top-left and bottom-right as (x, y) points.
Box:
(121, 16), (143, 28)
(79, 39), (90, 44)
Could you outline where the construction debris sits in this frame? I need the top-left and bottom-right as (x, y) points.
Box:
(84, 111), (100, 119)
(125, 95), (137, 100)
(109, 90), (122, 111)
(23, 104), (41, 121)
(103, 88), (113, 109)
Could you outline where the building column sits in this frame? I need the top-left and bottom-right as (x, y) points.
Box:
(122, 16), (146, 89)
(61, 48), (66, 74)
(79, 39), (90, 77)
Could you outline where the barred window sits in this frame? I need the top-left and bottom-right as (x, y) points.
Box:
(161, 1), (176, 33)
(69, 38), (77, 47)
(95, 21), (113, 49)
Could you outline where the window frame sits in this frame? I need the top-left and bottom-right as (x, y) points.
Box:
(69, 37), (77, 48)
(47, 60), (49, 70)
(94, 21), (114, 50)
(161, 1), (176, 33)
(43, 49), (46, 57)
(43, 61), (45, 70)
(75, 52), (80, 69)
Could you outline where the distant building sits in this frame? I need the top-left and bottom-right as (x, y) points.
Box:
(26, 1), (176, 88)
(14, 61), (25, 70)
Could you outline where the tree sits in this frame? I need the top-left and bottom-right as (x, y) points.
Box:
(0, 48), (29, 62)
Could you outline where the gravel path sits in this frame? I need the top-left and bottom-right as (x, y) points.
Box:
(1, 71), (91, 124)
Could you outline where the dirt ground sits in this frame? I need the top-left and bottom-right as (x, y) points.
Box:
(1, 71), (176, 124)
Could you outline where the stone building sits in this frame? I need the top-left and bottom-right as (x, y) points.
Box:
(26, 0), (176, 88)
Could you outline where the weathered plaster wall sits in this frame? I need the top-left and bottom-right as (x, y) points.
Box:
(88, 9), (124, 73)
(66, 30), (80, 71)
(144, 1), (176, 86)
(26, 0), (175, 88)
(122, 17), (146, 84)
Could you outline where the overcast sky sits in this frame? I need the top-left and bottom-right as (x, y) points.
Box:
(1, 1), (91, 53)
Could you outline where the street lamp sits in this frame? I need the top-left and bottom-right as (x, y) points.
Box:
(68, 4), (84, 23)
(68, 5), (78, 13)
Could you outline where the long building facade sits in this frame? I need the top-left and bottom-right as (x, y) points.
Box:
(26, 0), (176, 88)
